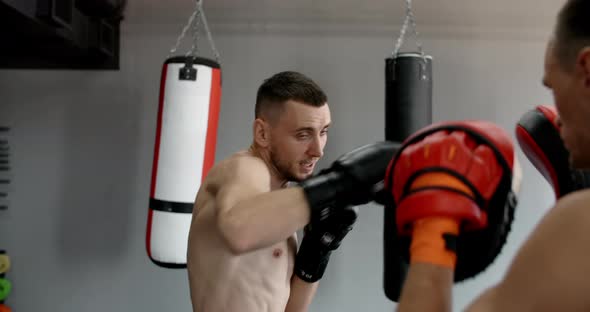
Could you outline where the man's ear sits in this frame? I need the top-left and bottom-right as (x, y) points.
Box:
(253, 118), (271, 148)
(577, 47), (590, 87)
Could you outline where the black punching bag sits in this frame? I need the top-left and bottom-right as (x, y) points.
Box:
(385, 52), (432, 142)
(383, 52), (433, 302)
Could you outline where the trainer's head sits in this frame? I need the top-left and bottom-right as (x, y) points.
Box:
(544, 0), (590, 168)
(252, 71), (331, 182)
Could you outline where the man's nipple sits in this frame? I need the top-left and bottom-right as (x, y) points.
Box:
(273, 248), (283, 258)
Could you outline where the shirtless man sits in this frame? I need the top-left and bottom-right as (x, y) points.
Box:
(187, 71), (399, 312)
(387, 0), (590, 311)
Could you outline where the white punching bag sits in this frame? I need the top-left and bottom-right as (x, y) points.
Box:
(146, 56), (221, 268)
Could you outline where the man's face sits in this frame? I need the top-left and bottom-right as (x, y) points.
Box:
(543, 40), (590, 168)
(268, 100), (331, 182)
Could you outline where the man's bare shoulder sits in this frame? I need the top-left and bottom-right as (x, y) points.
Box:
(555, 189), (590, 216)
(521, 189), (590, 253)
(466, 189), (590, 312)
(532, 189), (590, 235)
(205, 150), (271, 190)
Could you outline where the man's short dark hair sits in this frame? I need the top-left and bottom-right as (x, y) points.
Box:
(255, 71), (327, 122)
(555, 0), (590, 71)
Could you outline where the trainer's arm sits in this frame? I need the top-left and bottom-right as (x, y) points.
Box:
(214, 157), (311, 254)
(466, 190), (590, 312)
(396, 263), (453, 312)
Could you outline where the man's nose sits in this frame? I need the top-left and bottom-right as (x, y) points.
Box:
(308, 136), (323, 158)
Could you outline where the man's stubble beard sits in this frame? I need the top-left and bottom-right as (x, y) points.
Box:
(270, 145), (302, 183)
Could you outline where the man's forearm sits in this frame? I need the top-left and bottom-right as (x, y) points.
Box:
(285, 275), (319, 312)
(396, 263), (454, 312)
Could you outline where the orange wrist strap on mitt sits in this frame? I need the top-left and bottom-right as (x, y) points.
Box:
(407, 172), (474, 269)
(410, 217), (459, 268)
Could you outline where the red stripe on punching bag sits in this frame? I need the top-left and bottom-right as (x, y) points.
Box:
(146, 62), (169, 258)
(150, 63), (168, 197)
(202, 68), (221, 181)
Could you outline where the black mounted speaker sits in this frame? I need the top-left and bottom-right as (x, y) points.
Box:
(75, 0), (126, 20)
(36, 0), (73, 29)
(0, 0), (124, 69)
(88, 18), (117, 58)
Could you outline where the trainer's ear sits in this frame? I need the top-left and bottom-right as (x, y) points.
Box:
(577, 46), (590, 87)
(253, 118), (271, 148)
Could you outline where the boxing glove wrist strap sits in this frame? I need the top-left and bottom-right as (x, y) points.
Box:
(294, 237), (332, 283)
(410, 217), (459, 269)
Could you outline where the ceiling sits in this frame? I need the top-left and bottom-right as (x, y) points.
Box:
(124, 0), (564, 34)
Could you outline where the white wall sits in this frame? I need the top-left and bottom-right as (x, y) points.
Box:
(0, 12), (558, 312)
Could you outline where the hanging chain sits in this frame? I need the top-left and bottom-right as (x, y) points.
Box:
(168, 8), (198, 57)
(168, 0), (221, 64)
(392, 0), (424, 57)
(391, 0), (428, 80)
(186, 7), (202, 57)
(200, 6), (221, 62)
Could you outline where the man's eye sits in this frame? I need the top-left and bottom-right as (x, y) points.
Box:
(297, 134), (310, 140)
(320, 130), (329, 136)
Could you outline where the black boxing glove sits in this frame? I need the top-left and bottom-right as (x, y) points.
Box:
(294, 205), (358, 283)
(299, 141), (400, 223)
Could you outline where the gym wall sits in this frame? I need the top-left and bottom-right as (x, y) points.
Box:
(0, 2), (558, 311)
